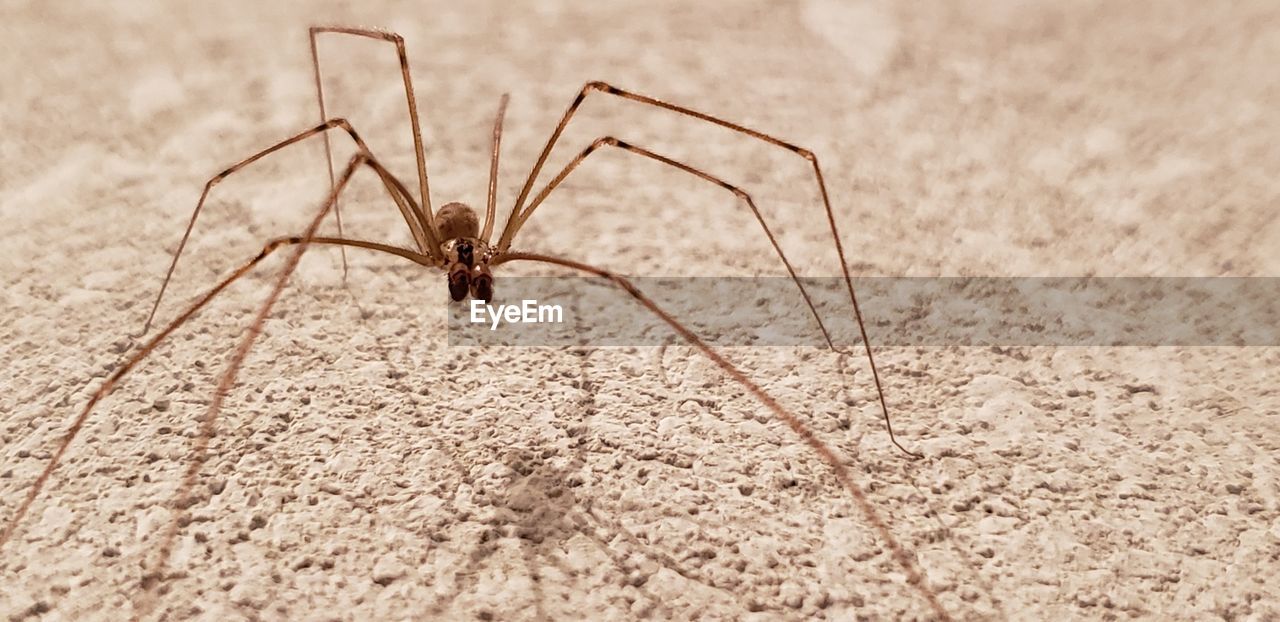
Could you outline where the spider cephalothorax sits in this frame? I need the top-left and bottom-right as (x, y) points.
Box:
(437, 201), (494, 302)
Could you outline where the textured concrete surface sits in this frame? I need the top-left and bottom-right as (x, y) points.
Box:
(1, 1), (1278, 620)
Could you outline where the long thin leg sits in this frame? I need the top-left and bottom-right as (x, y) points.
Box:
(0, 155), (427, 556)
(502, 135), (918, 458)
(491, 251), (951, 621)
(481, 93), (511, 244)
(138, 157), (426, 606)
(500, 81), (914, 458)
(511, 137), (836, 342)
(310, 26), (440, 242)
(308, 32), (350, 279)
(141, 118), (439, 336)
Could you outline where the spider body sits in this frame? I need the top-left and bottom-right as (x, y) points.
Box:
(431, 199), (495, 301)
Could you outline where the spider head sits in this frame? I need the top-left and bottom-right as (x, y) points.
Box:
(443, 237), (495, 303)
(455, 239), (475, 268)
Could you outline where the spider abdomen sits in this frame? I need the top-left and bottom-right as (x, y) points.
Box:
(436, 201), (479, 241)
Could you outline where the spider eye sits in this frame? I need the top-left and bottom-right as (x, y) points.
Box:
(455, 241), (474, 268)
(448, 263), (470, 302)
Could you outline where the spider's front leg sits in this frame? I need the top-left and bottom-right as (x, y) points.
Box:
(143, 118), (441, 335)
(309, 26), (441, 240)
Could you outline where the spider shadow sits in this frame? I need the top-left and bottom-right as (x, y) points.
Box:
(255, 285), (785, 618)
(413, 339), (769, 620)
(415, 347), (670, 620)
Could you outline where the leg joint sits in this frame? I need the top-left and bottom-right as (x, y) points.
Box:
(590, 136), (619, 151)
(717, 180), (748, 199)
(584, 80), (616, 95)
(324, 117), (352, 130)
(262, 236), (302, 254)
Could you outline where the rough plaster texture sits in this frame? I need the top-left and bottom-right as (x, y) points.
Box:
(1, 1), (1278, 620)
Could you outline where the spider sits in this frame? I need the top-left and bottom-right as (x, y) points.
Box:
(1, 26), (949, 619)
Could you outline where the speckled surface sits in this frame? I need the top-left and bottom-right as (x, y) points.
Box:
(1, 1), (1278, 620)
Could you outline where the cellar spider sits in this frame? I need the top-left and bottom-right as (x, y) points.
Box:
(1, 26), (951, 619)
